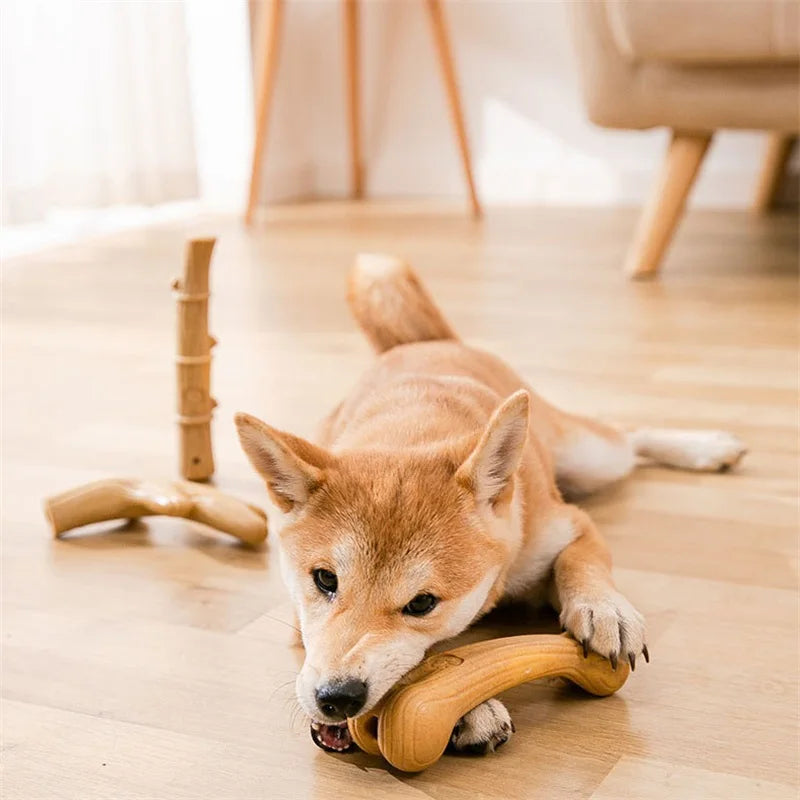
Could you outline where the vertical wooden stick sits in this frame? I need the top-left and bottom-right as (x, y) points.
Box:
(424, 0), (481, 218)
(173, 238), (217, 481)
(245, 0), (285, 226)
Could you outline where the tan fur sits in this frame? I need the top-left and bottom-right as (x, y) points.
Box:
(236, 255), (743, 737)
(346, 254), (456, 354)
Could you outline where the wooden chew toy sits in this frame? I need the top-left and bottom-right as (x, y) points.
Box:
(172, 238), (217, 481)
(43, 478), (268, 546)
(348, 633), (629, 772)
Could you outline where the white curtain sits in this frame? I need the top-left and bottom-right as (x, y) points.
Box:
(1, 0), (199, 226)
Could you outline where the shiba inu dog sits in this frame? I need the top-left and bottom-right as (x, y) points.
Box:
(235, 255), (746, 755)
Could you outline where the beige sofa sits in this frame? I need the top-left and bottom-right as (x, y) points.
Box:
(569, 0), (799, 277)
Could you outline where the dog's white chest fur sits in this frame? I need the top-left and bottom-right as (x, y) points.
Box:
(503, 515), (577, 599)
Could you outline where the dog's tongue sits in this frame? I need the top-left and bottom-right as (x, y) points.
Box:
(310, 721), (354, 753)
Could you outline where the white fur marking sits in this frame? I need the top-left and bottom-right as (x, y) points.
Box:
(560, 589), (646, 660)
(331, 540), (355, 575)
(440, 567), (502, 639)
(355, 252), (404, 279)
(630, 429), (747, 471)
(555, 432), (634, 495)
(451, 698), (513, 751)
(504, 516), (577, 597)
(358, 633), (429, 713)
(277, 544), (305, 626)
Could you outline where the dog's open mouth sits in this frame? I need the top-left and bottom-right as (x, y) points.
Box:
(310, 721), (355, 753)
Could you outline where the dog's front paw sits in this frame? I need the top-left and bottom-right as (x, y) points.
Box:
(561, 590), (648, 670)
(449, 698), (514, 755)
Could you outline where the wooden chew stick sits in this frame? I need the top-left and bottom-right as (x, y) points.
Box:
(44, 478), (268, 546)
(173, 238), (217, 481)
(348, 634), (629, 772)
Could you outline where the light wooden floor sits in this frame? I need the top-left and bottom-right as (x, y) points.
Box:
(2, 203), (798, 799)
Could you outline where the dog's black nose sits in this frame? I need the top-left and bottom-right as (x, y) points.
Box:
(315, 679), (368, 719)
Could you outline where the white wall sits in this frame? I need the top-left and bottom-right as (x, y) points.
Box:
(256, 0), (797, 209)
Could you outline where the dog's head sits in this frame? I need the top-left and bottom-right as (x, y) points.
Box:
(235, 391), (529, 750)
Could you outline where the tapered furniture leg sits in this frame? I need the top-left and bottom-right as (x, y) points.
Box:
(753, 133), (795, 214)
(625, 131), (712, 279)
(343, 0), (363, 198)
(424, 0), (481, 218)
(245, 0), (284, 226)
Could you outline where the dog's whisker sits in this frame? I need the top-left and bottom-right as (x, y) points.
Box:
(288, 699), (308, 734)
(281, 692), (301, 715)
(271, 668), (301, 679)
(267, 677), (298, 704)
(261, 614), (302, 635)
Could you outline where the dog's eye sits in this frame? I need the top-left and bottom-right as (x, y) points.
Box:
(312, 568), (338, 596)
(402, 593), (438, 616)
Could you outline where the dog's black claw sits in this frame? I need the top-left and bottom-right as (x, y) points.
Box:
(628, 653), (636, 671)
(581, 639), (590, 658)
(449, 720), (513, 756)
(642, 644), (650, 663)
(494, 733), (511, 751)
(459, 740), (497, 756)
(609, 653), (618, 671)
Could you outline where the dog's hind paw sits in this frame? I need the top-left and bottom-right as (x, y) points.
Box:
(449, 698), (514, 755)
(632, 429), (747, 472)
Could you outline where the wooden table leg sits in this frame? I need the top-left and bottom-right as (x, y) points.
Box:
(343, 0), (363, 198)
(245, 0), (285, 226)
(424, 0), (481, 218)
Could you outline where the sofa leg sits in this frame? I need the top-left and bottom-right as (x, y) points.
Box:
(753, 133), (795, 214)
(625, 131), (712, 279)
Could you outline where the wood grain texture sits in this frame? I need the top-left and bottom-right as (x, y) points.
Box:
(44, 478), (268, 546)
(592, 757), (798, 800)
(349, 635), (629, 772)
(174, 237), (216, 480)
(1, 202), (797, 799)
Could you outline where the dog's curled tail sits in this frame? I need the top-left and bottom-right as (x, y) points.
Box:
(347, 253), (457, 354)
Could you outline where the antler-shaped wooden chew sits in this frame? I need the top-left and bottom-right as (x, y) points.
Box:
(44, 478), (267, 545)
(348, 634), (629, 772)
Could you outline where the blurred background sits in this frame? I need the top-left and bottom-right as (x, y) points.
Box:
(3, 0), (797, 257)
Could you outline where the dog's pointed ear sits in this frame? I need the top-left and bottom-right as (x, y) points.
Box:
(456, 390), (530, 506)
(235, 412), (331, 512)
